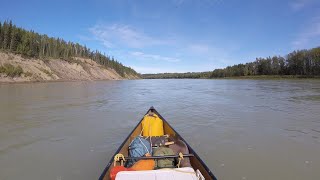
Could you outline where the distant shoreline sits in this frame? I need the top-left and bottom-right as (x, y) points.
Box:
(220, 75), (320, 80)
(2, 76), (319, 84)
(142, 75), (320, 80)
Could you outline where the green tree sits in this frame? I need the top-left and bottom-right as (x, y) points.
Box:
(3, 21), (13, 49)
(10, 28), (20, 52)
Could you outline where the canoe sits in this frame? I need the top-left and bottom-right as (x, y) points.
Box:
(99, 106), (217, 180)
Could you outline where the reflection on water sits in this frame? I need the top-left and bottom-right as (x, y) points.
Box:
(0, 79), (320, 180)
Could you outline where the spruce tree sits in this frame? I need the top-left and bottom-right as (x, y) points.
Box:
(3, 21), (12, 49)
(10, 28), (19, 52)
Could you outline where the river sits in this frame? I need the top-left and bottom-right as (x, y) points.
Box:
(0, 79), (320, 180)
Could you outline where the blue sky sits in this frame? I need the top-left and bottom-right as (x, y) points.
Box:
(1, 0), (320, 73)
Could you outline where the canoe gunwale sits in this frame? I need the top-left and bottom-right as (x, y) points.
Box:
(98, 106), (217, 180)
(152, 108), (217, 180)
(98, 109), (148, 180)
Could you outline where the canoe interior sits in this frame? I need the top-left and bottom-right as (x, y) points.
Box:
(100, 108), (217, 180)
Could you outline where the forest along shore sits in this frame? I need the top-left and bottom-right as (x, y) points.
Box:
(0, 21), (140, 83)
(143, 46), (320, 79)
(0, 52), (139, 83)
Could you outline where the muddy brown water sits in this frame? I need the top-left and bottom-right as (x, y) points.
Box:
(0, 79), (320, 180)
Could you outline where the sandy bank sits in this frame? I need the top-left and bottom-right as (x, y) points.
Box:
(0, 52), (139, 83)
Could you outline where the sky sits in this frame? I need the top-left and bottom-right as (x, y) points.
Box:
(1, 0), (320, 74)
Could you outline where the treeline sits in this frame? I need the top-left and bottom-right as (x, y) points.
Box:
(210, 48), (320, 78)
(142, 46), (320, 79)
(0, 20), (139, 77)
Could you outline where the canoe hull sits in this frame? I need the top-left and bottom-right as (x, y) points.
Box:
(99, 107), (217, 180)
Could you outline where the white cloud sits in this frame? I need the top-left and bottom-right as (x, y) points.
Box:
(289, 0), (312, 11)
(292, 16), (320, 48)
(188, 44), (210, 54)
(87, 23), (238, 73)
(130, 51), (181, 62)
(131, 66), (185, 74)
(89, 23), (172, 48)
(186, 43), (235, 66)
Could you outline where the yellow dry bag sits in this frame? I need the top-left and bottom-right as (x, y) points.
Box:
(141, 113), (164, 136)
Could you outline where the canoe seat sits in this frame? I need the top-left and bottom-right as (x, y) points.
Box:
(115, 167), (198, 180)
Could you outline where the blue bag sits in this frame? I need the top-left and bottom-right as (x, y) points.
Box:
(126, 136), (151, 167)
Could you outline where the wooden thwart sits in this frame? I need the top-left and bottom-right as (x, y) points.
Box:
(119, 154), (194, 160)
